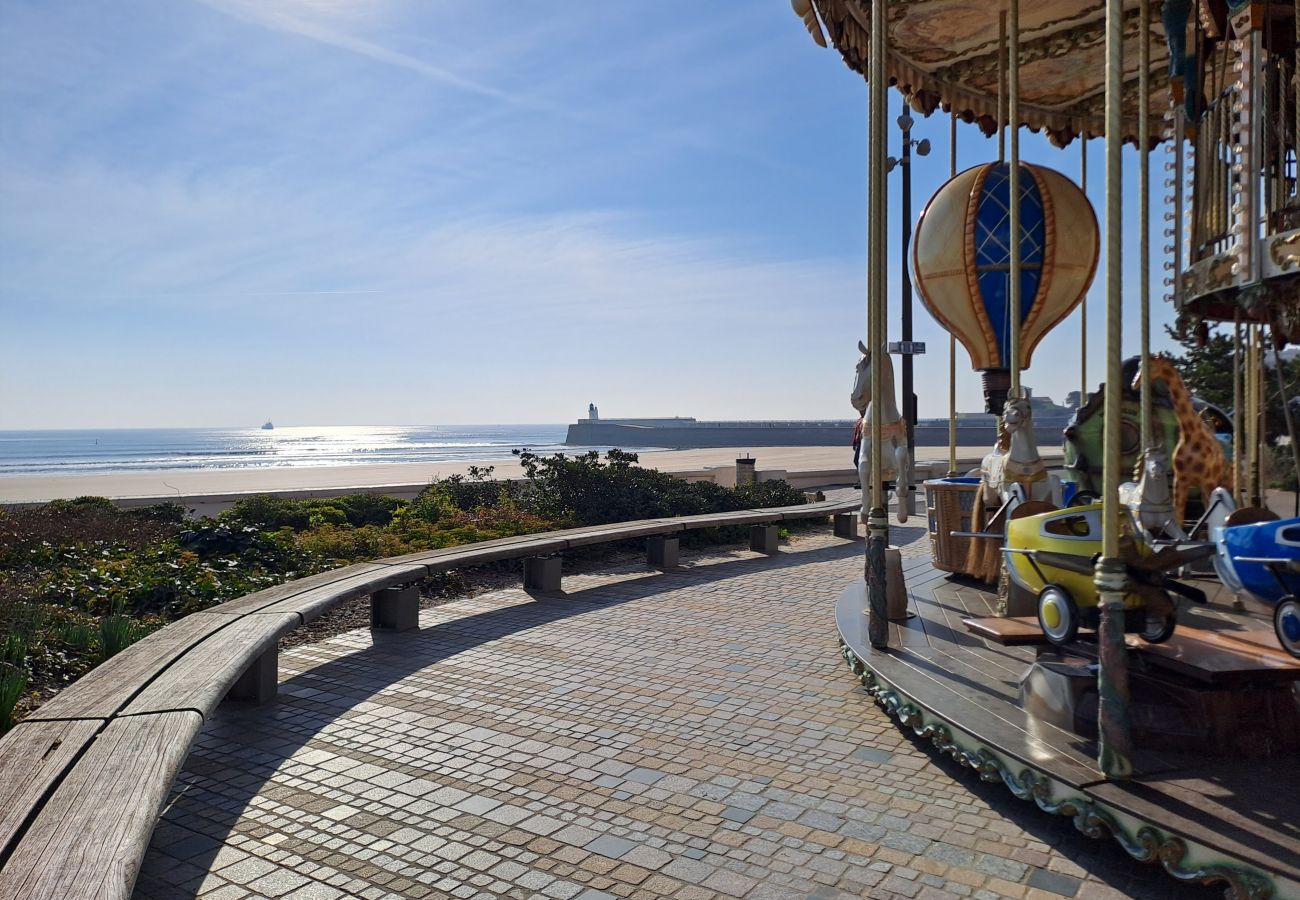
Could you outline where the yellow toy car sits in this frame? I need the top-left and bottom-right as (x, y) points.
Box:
(1003, 503), (1209, 646)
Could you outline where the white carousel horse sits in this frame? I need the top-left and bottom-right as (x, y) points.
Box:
(850, 341), (911, 524)
(977, 393), (1060, 510)
(1119, 447), (1188, 541)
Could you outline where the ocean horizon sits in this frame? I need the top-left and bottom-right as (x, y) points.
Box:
(0, 425), (665, 478)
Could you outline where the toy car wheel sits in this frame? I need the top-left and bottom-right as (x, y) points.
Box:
(1139, 610), (1177, 643)
(1037, 585), (1079, 646)
(1275, 597), (1300, 660)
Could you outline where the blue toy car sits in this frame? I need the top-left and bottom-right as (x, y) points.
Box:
(1213, 516), (1300, 658)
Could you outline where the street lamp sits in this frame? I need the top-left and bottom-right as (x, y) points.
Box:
(886, 112), (930, 458)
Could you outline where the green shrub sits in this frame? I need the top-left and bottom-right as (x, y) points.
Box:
(125, 502), (187, 524)
(329, 493), (403, 527)
(58, 621), (96, 651)
(1, 632), (27, 666)
(0, 501), (181, 567)
(0, 665), (27, 734)
(393, 487), (457, 527)
(221, 496), (313, 530)
(735, 479), (808, 509)
(511, 448), (806, 526)
(99, 613), (140, 660)
(1266, 444), (1299, 492)
(297, 524), (408, 564)
(45, 495), (118, 514)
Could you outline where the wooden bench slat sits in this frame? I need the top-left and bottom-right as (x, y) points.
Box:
(375, 533), (568, 568)
(0, 711), (202, 900)
(417, 538), (570, 570)
(120, 613), (299, 716)
(25, 615), (234, 721)
(204, 562), (393, 615)
(243, 563), (428, 623)
(0, 720), (102, 860)
(671, 509), (786, 529)
(562, 521), (684, 548)
(780, 501), (857, 520)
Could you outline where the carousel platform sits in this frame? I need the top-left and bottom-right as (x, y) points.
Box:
(836, 552), (1300, 900)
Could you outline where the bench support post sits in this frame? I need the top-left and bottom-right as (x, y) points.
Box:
(833, 513), (860, 540)
(749, 524), (779, 555)
(371, 585), (420, 631)
(227, 647), (277, 705)
(647, 536), (679, 569)
(524, 556), (562, 593)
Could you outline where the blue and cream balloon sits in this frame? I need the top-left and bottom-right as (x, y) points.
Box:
(912, 162), (1098, 413)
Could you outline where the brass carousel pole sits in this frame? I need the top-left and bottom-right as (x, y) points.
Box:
(1235, 311), (1245, 506)
(1096, 0), (1134, 779)
(1008, 0), (1021, 401)
(1259, 327), (1267, 505)
(866, 0), (890, 648)
(949, 111), (959, 477)
(1139, 0), (1153, 454)
(998, 12), (1007, 165)
(1251, 326), (1264, 506)
(1081, 132), (1089, 400)
(1246, 326), (1256, 506)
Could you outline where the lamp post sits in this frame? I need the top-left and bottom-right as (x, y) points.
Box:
(887, 113), (931, 459)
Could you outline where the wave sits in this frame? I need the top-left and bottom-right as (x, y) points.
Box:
(0, 425), (654, 478)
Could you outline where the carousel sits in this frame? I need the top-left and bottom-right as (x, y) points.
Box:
(794, 1), (1300, 898)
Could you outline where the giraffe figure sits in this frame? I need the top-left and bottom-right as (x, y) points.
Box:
(1132, 356), (1230, 527)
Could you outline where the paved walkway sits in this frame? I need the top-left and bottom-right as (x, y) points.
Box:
(135, 529), (1186, 900)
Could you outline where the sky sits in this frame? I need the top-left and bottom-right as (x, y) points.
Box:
(0, 0), (1184, 429)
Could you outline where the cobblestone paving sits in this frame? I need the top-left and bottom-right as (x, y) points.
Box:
(136, 527), (1202, 900)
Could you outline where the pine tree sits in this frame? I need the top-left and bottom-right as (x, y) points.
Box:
(1163, 324), (1298, 444)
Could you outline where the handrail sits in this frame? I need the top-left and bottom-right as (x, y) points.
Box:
(0, 496), (857, 900)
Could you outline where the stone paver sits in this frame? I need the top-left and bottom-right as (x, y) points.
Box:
(134, 521), (1211, 899)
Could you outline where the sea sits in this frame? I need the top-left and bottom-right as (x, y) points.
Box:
(0, 426), (663, 479)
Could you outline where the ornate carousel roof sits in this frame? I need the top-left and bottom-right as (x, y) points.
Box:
(796, 0), (1174, 146)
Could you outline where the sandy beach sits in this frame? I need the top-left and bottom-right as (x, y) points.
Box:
(0, 446), (852, 505)
(0, 444), (1063, 510)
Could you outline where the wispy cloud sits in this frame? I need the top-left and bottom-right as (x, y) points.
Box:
(0, 159), (857, 334)
(198, 0), (560, 113)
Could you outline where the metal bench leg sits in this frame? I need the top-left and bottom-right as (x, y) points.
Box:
(647, 536), (679, 569)
(834, 513), (860, 540)
(749, 524), (779, 554)
(227, 647), (277, 705)
(524, 556), (562, 593)
(371, 585), (420, 631)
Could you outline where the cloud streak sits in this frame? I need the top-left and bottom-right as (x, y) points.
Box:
(199, 0), (553, 112)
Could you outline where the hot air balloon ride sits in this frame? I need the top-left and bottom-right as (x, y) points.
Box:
(912, 161), (1099, 414)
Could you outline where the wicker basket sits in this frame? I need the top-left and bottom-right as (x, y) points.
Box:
(924, 478), (982, 574)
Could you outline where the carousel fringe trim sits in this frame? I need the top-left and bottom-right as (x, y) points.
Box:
(838, 641), (1278, 900)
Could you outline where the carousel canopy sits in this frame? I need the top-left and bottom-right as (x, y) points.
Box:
(797, 0), (1174, 146)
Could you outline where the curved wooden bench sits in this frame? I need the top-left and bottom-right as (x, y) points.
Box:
(0, 497), (856, 900)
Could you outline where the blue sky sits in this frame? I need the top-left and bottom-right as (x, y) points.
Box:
(0, 0), (1181, 428)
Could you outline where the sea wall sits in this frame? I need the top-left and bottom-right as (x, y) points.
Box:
(565, 421), (1004, 449)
